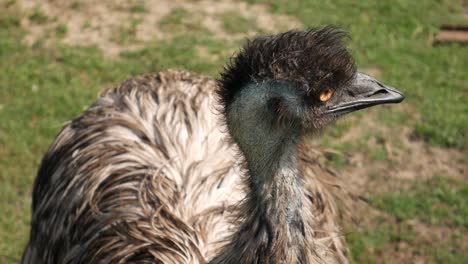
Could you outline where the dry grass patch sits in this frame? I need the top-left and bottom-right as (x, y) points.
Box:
(16, 0), (301, 56)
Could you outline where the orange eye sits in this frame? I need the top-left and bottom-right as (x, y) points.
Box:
(319, 88), (333, 102)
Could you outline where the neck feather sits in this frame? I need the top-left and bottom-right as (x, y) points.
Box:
(211, 139), (308, 263)
(247, 136), (304, 230)
(213, 86), (309, 262)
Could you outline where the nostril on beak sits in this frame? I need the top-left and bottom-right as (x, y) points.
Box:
(367, 88), (389, 97)
(359, 88), (389, 98)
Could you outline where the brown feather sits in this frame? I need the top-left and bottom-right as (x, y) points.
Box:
(22, 70), (349, 263)
(23, 27), (358, 264)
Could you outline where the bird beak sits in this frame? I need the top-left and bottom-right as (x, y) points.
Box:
(325, 72), (404, 115)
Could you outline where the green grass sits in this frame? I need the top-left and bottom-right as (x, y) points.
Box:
(432, 245), (468, 264)
(55, 24), (67, 38)
(371, 176), (468, 228)
(120, 34), (230, 76)
(111, 18), (142, 45)
(0, 26), (113, 262)
(220, 11), (255, 34)
(346, 176), (468, 263)
(160, 7), (188, 27)
(28, 8), (48, 24)
(159, 7), (205, 33)
(347, 221), (416, 263)
(70, 1), (82, 10)
(347, 218), (467, 264)
(322, 127), (390, 166)
(129, 1), (147, 13)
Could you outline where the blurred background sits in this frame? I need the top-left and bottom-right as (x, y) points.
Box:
(0, 0), (466, 263)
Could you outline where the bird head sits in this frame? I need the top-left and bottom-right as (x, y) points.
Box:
(218, 26), (404, 140)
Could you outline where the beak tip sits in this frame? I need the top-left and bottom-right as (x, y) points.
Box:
(393, 90), (405, 103)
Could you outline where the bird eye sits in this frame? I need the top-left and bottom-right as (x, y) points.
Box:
(319, 88), (333, 102)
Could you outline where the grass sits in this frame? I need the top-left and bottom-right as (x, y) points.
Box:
(28, 8), (48, 24)
(70, 2), (82, 10)
(346, 176), (468, 263)
(111, 18), (142, 45)
(129, 1), (147, 13)
(347, 217), (468, 264)
(159, 8), (205, 33)
(346, 221), (416, 263)
(55, 24), (67, 38)
(120, 34), (230, 77)
(220, 11), (255, 34)
(160, 7), (188, 27)
(0, 26), (113, 262)
(371, 176), (468, 228)
(0, 0), (467, 263)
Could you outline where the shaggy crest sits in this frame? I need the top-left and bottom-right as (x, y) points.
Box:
(218, 26), (357, 113)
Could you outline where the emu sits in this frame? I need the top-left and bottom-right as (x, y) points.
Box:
(22, 26), (404, 264)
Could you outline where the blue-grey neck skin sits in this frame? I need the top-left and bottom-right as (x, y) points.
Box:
(226, 81), (303, 182)
(226, 80), (305, 227)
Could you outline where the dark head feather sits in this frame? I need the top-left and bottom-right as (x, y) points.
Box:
(217, 26), (357, 113)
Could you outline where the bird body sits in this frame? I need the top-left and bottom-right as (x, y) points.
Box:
(22, 71), (236, 263)
(22, 27), (404, 264)
(22, 70), (346, 263)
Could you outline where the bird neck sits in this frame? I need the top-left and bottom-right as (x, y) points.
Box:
(211, 136), (308, 263)
(232, 82), (306, 243)
(212, 82), (309, 263)
(247, 136), (304, 228)
(247, 136), (307, 260)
